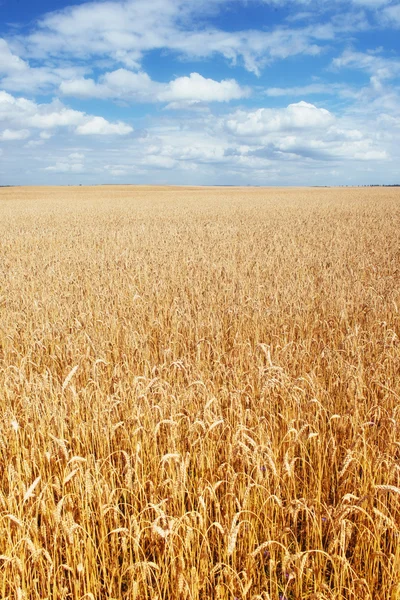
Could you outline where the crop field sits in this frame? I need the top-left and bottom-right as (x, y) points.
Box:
(1, 185), (400, 600)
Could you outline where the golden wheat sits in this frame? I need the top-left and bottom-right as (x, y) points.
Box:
(1, 185), (400, 599)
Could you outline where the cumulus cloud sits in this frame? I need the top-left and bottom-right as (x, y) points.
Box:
(103, 69), (157, 99)
(113, 100), (388, 176)
(159, 72), (249, 104)
(75, 116), (133, 135)
(60, 70), (160, 100)
(0, 90), (132, 136)
(0, 90), (82, 129)
(28, 107), (86, 129)
(226, 102), (334, 137)
(221, 101), (388, 163)
(60, 70), (248, 105)
(59, 77), (102, 98)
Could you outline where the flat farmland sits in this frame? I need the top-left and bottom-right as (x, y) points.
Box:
(1, 185), (400, 600)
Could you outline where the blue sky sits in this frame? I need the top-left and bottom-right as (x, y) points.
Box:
(0, 0), (399, 185)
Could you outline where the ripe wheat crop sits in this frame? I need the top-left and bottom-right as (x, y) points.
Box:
(1, 185), (400, 599)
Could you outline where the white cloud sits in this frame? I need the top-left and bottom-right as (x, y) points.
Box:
(16, 0), (345, 76)
(75, 116), (133, 135)
(22, 0), (190, 65)
(159, 72), (249, 104)
(28, 107), (86, 129)
(226, 101), (334, 137)
(106, 166), (129, 176)
(0, 90), (132, 136)
(264, 0), (393, 5)
(46, 98), (388, 183)
(25, 140), (45, 148)
(272, 135), (388, 161)
(0, 37), (88, 93)
(60, 69), (248, 105)
(0, 90), (81, 128)
(331, 49), (400, 111)
(44, 162), (85, 173)
(60, 77), (112, 99)
(1, 0), (398, 185)
(264, 83), (357, 98)
(103, 69), (157, 98)
(60, 69), (159, 100)
(1, 68), (58, 94)
(332, 49), (400, 80)
(0, 0), (393, 97)
(221, 101), (388, 163)
(0, 0), (390, 114)
(350, 0), (391, 5)
(382, 4), (400, 26)
(378, 113), (400, 129)
(142, 155), (178, 169)
(0, 129), (30, 141)
(0, 102), (395, 185)
(44, 150), (87, 173)
(0, 39), (28, 74)
(141, 103), (387, 171)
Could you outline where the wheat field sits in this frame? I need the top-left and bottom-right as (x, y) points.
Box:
(1, 185), (400, 600)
